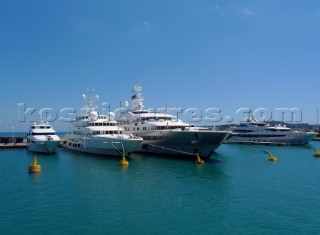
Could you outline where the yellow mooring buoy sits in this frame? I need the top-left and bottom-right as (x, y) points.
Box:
(267, 151), (277, 161)
(314, 148), (320, 157)
(119, 155), (129, 166)
(196, 154), (205, 164)
(29, 156), (41, 173)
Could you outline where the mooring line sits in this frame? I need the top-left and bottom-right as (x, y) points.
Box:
(146, 144), (196, 156)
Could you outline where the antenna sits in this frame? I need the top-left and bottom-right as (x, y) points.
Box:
(108, 103), (111, 120)
(82, 88), (99, 114)
(317, 108), (319, 130)
(164, 105), (168, 114)
(176, 108), (183, 122)
(39, 112), (44, 124)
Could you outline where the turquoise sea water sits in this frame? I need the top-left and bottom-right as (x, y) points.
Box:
(1, 142), (320, 235)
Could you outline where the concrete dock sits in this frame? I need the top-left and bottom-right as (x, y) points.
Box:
(0, 136), (64, 148)
(0, 136), (27, 148)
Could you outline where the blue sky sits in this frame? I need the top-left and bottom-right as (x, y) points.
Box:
(0, 0), (320, 131)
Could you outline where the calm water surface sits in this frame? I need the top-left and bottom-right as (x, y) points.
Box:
(1, 142), (320, 235)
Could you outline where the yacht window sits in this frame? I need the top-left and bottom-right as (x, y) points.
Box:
(234, 130), (254, 133)
(32, 133), (55, 135)
(266, 129), (277, 132)
(40, 126), (45, 129)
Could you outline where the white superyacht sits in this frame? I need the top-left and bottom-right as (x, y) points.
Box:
(26, 114), (61, 154)
(116, 86), (230, 159)
(226, 112), (317, 145)
(62, 91), (142, 157)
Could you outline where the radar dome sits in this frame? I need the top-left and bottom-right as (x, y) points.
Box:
(89, 111), (98, 121)
(108, 112), (115, 121)
(123, 101), (129, 108)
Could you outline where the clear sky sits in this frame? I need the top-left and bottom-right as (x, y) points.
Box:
(1, 0), (320, 131)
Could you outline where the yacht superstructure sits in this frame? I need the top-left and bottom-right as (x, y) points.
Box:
(62, 90), (142, 157)
(116, 86), (230, 159)
(26, 115), (60, 154)
(226, 112), (317, 145)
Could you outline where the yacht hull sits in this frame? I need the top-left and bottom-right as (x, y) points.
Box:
(27, 141), (60, 154)
(226, 132), (317, 145)
(133, 130), (230, 159)
(62, 135), (142, 157)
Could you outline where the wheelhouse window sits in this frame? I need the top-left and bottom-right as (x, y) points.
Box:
(32, 132), (56, 135)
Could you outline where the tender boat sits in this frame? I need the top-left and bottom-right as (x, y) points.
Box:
(26, 115), (61, 154)
(226, 111), (317, 145)
(116, 85), (231, 159)
(62, 90), (143, 157)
